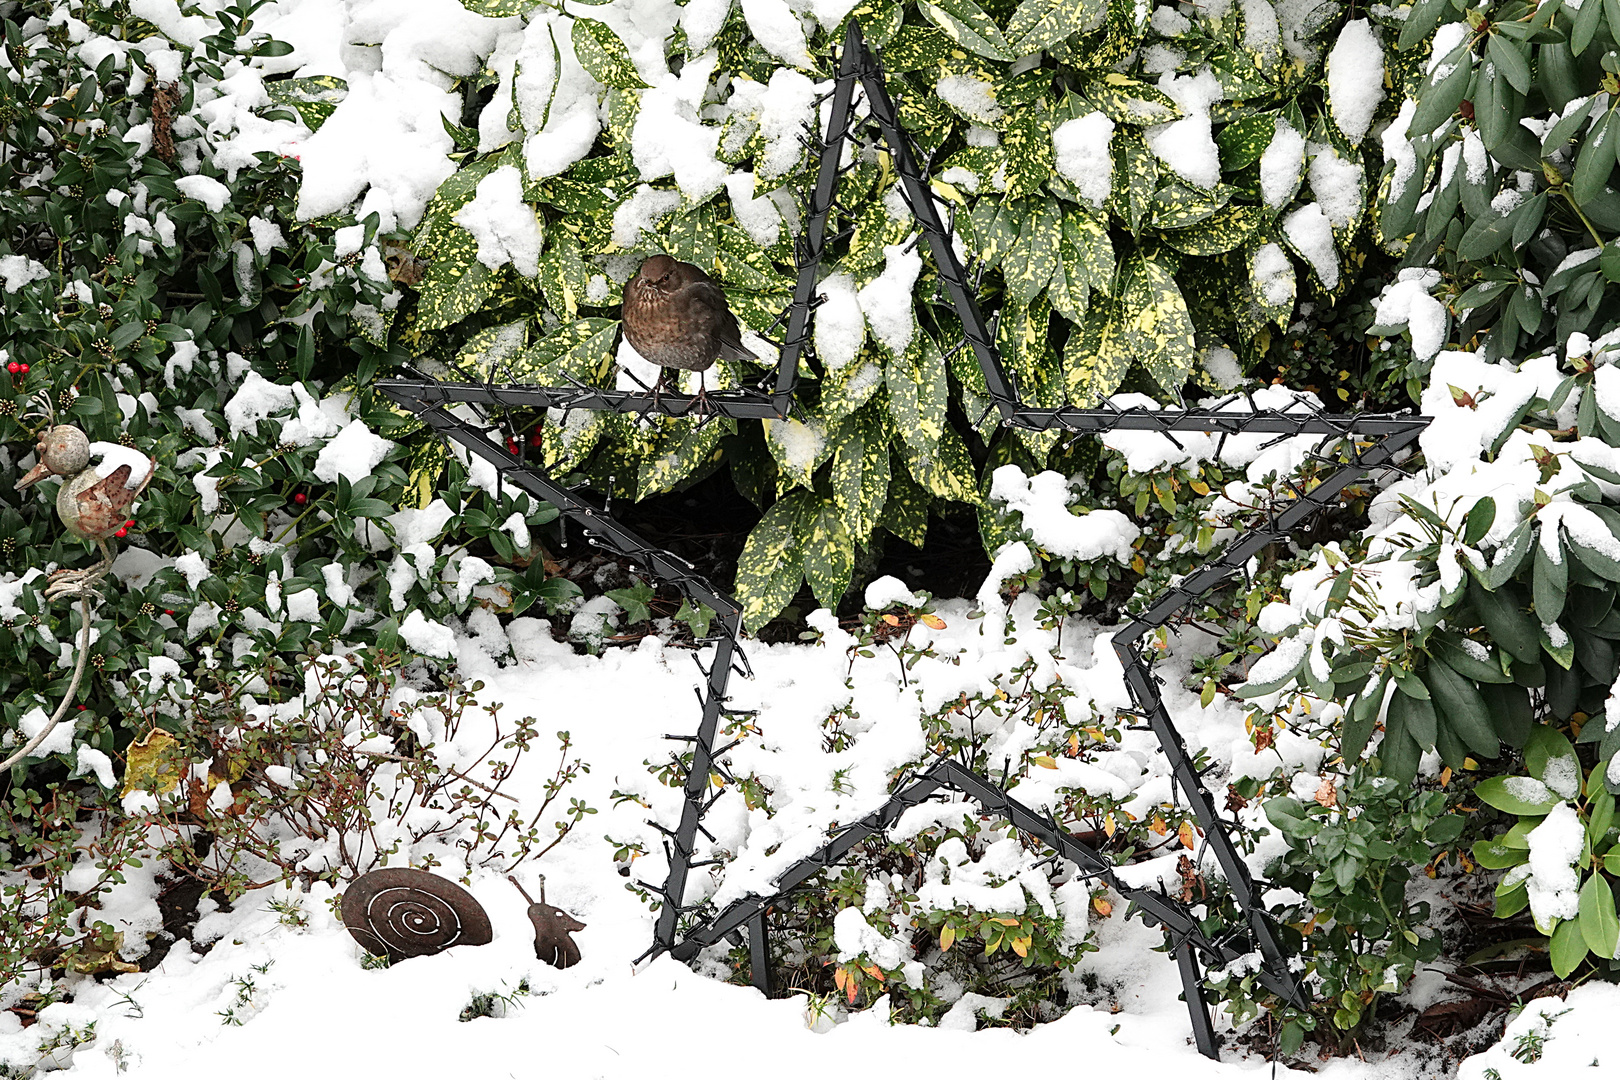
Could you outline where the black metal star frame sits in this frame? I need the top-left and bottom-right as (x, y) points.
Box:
(378, 21), (1430, 1058)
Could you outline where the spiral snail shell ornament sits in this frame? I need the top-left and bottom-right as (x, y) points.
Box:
(340, 868), (493, 962)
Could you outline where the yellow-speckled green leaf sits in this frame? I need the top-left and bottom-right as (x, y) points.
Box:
(737, 494), (808, 632)
(847, 197), (913, 274)
(531, 154), (633, 212)
(662, 202), (719, 269)
(603, 85), (641, 151)
(1087, 73), (1179, 126)
(1110, 128), (1157, 233)
(1007, 0), (1107, 54)
(1047, 229), (1089, 324)
(263, 76), (347, 132)
(715, 225), (790, 292)
(823, 357), (885, 420)
(795, 496), (857, 609)
(1065, 301), (1133, 406)
(416, 240), (495, 331)
(881, 25), (955, 71)
(1003, 198), (1061, 304)
(637, 417), (734, 499)
(1001, 109), (1056, 201)
(882, 456), (933, 547)
(726, 289), (793, 335)
(456, 0), (545, 14)
(510, 317), (618, 384)
(456, 320), (531, 378)
(999, 298), (1063, 457)
(571, 19), (649, 89)
(922, 0), (1014, 62)
(968, 197), (1020, 270)
(1161, 204), (1263, 256)
(910, 425), (980, 503)
(1152, 182), (1232, 230)
(1120, 255), (1197, 396)
(764, 408), (832, 489)
(539, 229), (591, 317)
(541, 408), (607, 470)
(416, 151), (510, 260)
(888, 337), (949, 456)
(1216, 112), (1276, 170)
(829, 406), (891, 539)
(405, 438), (447, 510)
(1064, 207), (1113, 294)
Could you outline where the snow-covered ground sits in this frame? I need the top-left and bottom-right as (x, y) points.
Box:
(4, 589), (1612, 1079)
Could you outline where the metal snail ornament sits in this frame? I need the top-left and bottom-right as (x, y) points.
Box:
(0, 394), (158, 773)
(508, 874), (584, 969)
(341, 868), (494, 962)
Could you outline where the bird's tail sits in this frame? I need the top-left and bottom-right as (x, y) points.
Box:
(718, 337), (759, 363)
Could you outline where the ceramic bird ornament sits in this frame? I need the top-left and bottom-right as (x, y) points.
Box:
(620, 254), (758, 399)
(14, 395), (157, 600)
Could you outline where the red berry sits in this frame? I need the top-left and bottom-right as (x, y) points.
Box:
(5, 362), (17, 374)
(164, 609), (174, 616)
(293, 492), (307, 505)
(114, 527), (127, 538)
(18, 364), (27, 374)
(76, 704), (87, 711)
(125, 519), (135, 527)
(529, 432), (543, 446)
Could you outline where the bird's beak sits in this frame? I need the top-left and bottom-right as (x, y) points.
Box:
(14, 463), (54, 491)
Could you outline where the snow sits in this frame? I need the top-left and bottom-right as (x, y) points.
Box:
(739, 0), (813, 69)
(864, 576), (923, 610)
(814, 271), (865, 371)
(399, 609), (456, 659)
(174, 550), (210, 589)
(611, 184), (681, 249)
(1252, 243), (1293, 305)
(18, 706), (75, 758)
(936, 74), (1005, 124)
(857, 242), (923, 356)
(1281, 203), (1339, 289)
(1260, 119), (1305, 209)
(1524, 801), (1583, 931)
(88, 442), (153, 489)
(0, 254), (50, 292)
(1372, 269), (1447, 361)
(633, 52), (727, 202)
(1326, 19), (1385, 144)
(313, 419), (393, 484)
(1053, 112), (1116, 208)
(725, 171), (783, 247)
(175, 174), (231, 212)
(1307, 143), (1364, 228)
(989, 466), (1141, 563)
(1145, 69), (1224, 189)
(454, 165), (543, 277)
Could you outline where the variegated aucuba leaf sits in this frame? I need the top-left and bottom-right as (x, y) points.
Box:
(1244, 240), (1295, 333)
(416, 150), (510, 260)
(415, 240), (496, 332)
(541, 408), (606, 471)
(1109, 128), (1158, 233)
(603, 84), (641, 151)
(830, 405), (891, 540)
(1006, 0), (1107, 55)
(715, 224), (791, 293)
(795, 496), (857, 610)
(538, 229), (591, 318)
(941, 312), (1002, 439)
(1003, 197), (1061, 305)
(724, 289), (793, 338)
(822, 356), (886, 421)
(636, 417), (736, 500)
(1152, 181), (1233, 230)
(404, 438), (448, 511)
(882, 457), (933, 547)
(921, 0), (1015, 62)
(661, 203), (719, 272)
(887, 336), (949, 457)
(263, 76), (347, 133)
(968, 195), (1020, 271)
(902, 422), (979, 503)
(737, 493), (810, 633)
(1215, 112), (1276, 171)
(997, 298), (1062, 458)
(1064, 301), (1132, 406)
(1063, 206), (1114, 294)
(854, 1), (907, 48)
(531, 153), (633, 214)
(1086, 73), (1180, 126)
(510, 317), (618, 385)
(1001, 109), (1057, 201)
(1208, 44), (1275, 97)
(455, 320), (531, 378)
(571, 19), (649, 90)
(1047, 241), (1089, 325)
(764, 406), (833, 490)
(1121, 254), (1198, 397)
(847, 197), (913, 273)
(1160, 204), (1264, 256)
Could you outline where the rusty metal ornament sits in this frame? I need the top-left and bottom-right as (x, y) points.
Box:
(509, 875), (584, 969)
(341, 868), (493, 961)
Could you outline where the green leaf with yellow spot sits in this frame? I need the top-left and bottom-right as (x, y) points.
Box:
(882, 456), (933, 547)
(737, 494), (809, 632)
(1110, 128), (1157, 233)
(1065, 300), (1132, 406)
(999, 298), (1063, 457)
(661, 202), (719, 270)
(907, 425), (980, 503)
(1120, 254), (1198, 396)
(764, 408), (832, 489)
(1087, 73), (1180, 126)
(1160, 204), (1263, 255)
(416, 151), (511, 259)
(263, 76), (347, 132)
(726, 289), (793, 335)
(715, 225), (789, 292)
(887, 336), (949, 457)
(848, 197), (914, 274)
(416, 240), (495, 331)
(571, 19), (649, 89)
(796, 496), (857, 609)
(1006, 0), (1107, 55)
(822, 358), (885, 420)
(533, 154), (633, 213)
(603, 85), (641, 152)
(1003, 198), (1061, 304)
(921, 0), (1014, 62)
(877, 25), (954, 71)
(1047, 221), (1089, 324)
(968, 196), (1021, 271)
(830, 405), (891, 539)
(455, 0), (546, 14)
(1216, 112), (1276, 171)
(1001, 109), (1056, 201)
(510, 317), (619, 384)
(1064, 207), (1113, 293)
(1152, 182), (1232, 230)
(456, 320), (532, 378)
(541, 409), (607, 470)
(539, 229), (592, 317)
(637, 417), (735, 500)
(405, 439), (448, 511)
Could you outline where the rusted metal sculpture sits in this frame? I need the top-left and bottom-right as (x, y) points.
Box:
(508, 874), (583, 969)
(341, 868), (493, 961)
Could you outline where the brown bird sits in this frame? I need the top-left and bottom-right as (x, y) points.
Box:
(15, 415), (156, 600)
(620, 254), (757, 395)
(508, 874), (585, 970)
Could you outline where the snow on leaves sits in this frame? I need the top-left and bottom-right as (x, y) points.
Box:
(570, 19), (649, 90)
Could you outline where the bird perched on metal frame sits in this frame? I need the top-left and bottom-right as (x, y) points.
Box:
(13, 393), (156, 601)
(620, 254), (758, 402)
